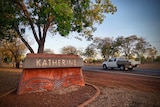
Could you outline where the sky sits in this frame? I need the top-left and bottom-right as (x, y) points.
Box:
(29, 0), (160, 56)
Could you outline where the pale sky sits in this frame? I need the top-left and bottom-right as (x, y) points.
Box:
(28, 0), (160, 55)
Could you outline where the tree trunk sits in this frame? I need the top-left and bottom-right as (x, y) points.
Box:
(14, 25), (35, 53)
(14, 56), (20, 68)
(16, 62), (20, 68)
(37, 28), (47, 53)
(37, 41), (45, 53)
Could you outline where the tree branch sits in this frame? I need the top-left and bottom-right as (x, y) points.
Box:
(38, 25), (42, 40)
(37, 14), (42, 40)
(15, 1), (40, 44)
(43, 15), (53, 40)
(14, 24), (35, 53)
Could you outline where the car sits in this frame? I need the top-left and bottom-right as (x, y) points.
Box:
(102, 57), (140, 70)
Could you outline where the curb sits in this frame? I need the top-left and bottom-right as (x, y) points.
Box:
(78, 83), (100, 107)
(0, 88), (16, 98)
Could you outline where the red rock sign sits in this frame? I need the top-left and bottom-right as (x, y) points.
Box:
(17, 54), (85, 95)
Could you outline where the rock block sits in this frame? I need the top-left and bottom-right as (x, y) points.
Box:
(17, 54), (85, 95)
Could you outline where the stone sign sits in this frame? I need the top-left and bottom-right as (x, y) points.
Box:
(23, 58), (83, 68)
(17, 54), (85, 95)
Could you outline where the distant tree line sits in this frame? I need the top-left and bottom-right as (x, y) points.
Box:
(0, 34), (159, 68)
(60, 35), (159, 63)
(92, 35), (157, 60)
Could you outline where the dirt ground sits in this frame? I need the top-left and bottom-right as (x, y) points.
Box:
(0, 63), (160, 107)
(83, 71), (160, 107)
(0, 85), (96, 107)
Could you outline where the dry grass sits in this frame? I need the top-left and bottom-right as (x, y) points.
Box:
(0, 67), (22, 96)
(138, 63), (160, 70)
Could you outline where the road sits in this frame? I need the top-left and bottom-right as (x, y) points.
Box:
(82, 65), (160, 93)
(82, 66), (160, 78)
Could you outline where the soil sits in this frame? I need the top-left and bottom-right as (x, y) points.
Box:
(0, 63), (160, 107)
(0, 85), (96, 107)
(83, 71), (160, 107)
(86, 86), (160, 107)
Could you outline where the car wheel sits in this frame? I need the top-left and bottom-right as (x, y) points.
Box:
(103, 64), (107, 70)
(120, 65), (125, 70)
(128, 68), (133, 70)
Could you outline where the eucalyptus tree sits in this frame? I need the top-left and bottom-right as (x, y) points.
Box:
(0, 30), (26, 68)
(115, 35), (158, 60)
(44, 48), (54, 54)
(134, 37), (150, 61)
(0, 0), (116, 53)
(115, 35), (138, 59)
(61, 45), (77, 55)
(145, 46), (157, 62)
(83, 44), (97, 59)
(93, 37), (119, 58)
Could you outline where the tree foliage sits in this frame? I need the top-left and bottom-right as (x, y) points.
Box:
(115, 35), (153, 59)
(83, 44), (97, 58)
(92, 35), (157, 60)
(61, 45), (77, 55)
(145, 46), (157, 60)
(0, 30), (26, 68)
(0, 0), (117, 53)
(93, 37), (119, 58)
(115, 35), (139, 59)
(44, 48), (54, 54)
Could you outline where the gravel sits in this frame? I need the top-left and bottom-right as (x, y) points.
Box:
(87, 86), (160, 107)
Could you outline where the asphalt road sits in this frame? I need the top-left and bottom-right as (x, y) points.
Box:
(82, 66), (160, 78)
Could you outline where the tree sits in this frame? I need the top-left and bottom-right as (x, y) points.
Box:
(44, 48), (54, 54)
(0, 30), (26, 68)
(134, 37), (150, 61)
(92, 35), (156, 60)
(61, 45), (77, 55)
(0, 0), (117, 53)
(93, 37), (119, 58)
(115, 35), (139, 59)
(155, 56), (160, 62)
(115, 35), (158, 60)
(145, 46), (157, 63)
(76, 48), (84, 57)
(83, 44), (97, 58)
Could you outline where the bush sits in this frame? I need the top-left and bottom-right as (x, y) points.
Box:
(154, 56), (160, 62)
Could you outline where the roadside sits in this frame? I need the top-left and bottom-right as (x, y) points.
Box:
(86, 86), (160, 107)
(84, 62), (160, 70)
(0, 68), (21, 96)
(0, 63), (160, 107)
(138, 63), (160, 70)
(83, 71), (160, 107)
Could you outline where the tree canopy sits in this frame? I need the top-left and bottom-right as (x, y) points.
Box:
(0, 29), (26, 68)
(0, 0), (117, 53)
(83, 44), (97, 58)
(92, 35), (157, 60)
(93, 37), (119, 58)
(61, 45), (77, 55)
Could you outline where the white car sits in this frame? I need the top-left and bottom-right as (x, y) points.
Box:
(102, 58), (140, 70)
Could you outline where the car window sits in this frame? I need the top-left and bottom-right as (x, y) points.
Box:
(109, 59), (112, 62)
